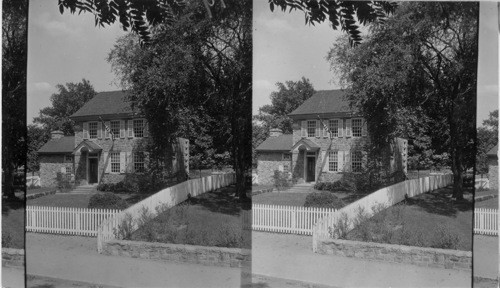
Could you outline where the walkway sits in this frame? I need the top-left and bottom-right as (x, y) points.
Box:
(26, 233), (243, 287)
(474, 235), (499, 280)
(2, 266), (25, 288)
(252, 232), (471, 287)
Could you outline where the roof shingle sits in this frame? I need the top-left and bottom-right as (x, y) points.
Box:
(38, 136), (75, 154)
(288, 90), (354, 116)
(71, 91), (137, 118)
(256, 134), (293, 151)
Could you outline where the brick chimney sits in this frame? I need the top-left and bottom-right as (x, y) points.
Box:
(269, 128), (283, 137)
(51, 130), (64, 140)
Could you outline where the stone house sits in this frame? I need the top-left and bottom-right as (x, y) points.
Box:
(487, 144), (498, 190)
(38, 91), (189, 187)
(256, 90), (407, 185)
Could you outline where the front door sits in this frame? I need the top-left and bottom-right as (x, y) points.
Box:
(88, 158), (98, 184)
(306, 157), (316, 182)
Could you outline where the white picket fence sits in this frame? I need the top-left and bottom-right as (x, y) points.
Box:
(26, 206), (121, 236)
(474, 208), (498, 236)
(251, 204), (336, 235)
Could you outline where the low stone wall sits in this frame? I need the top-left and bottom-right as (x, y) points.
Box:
(475, 194), (498, 203)
(251, 187), (274, 196)
(2, 248), (24, 268)
(26, 189), (57, 200)
(102, 239), (250, 268)
(315, 238), (471, 271)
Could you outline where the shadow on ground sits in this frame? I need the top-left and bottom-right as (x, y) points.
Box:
(404, 187), (473, 217)
(185, 185), (251, 215)
(2, 197), (24, 215)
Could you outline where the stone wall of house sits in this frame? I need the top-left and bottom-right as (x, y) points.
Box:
(101, 239), (250, 268)
(74, 121), (189, 185)
(291, 118), (368, 182)
(39, 155), (73, 187)
(315, 238), (471, 271)
(257, 152), (291, 185)
(292, 150), (305, 183)
(488, 156), (498, 190)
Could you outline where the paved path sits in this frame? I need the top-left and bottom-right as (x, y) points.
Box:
(26, 233), (244, 287)
(252, 232), (471, 287)
(474, 235), (499, 280)
(2, 266), (25, 288)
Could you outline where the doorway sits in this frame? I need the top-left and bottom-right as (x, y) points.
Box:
(88, 158), (98, 184)
(306, 156), (316, 182)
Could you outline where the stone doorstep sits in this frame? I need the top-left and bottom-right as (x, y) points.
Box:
(317, 239), (471, 271)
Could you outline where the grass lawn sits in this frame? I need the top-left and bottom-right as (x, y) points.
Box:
(131, 185), (250, 248)
(26, 187), (57, 195)
(253, 192), (310, 206)
(475, 197), (498, 209)
(252, 184), (274, 192)
(346, 186), (473, 251)
(2, 198), (25, 248)
(476, 188), (498, 197)
(27, 193), (93, 208)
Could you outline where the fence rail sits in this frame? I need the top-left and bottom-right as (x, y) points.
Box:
(474, 208), (498, 236)
(26, 206), (120, 236)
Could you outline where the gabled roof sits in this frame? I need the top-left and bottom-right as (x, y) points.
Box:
(73, 140), (103, 154)
(256, 134), (293, 152)
(38, 136), (75, 154)
(290, 138), (321, 151)
(288, 90), (354, 117)
(487, 144), (498, 157)
(70, 91), (138, 119)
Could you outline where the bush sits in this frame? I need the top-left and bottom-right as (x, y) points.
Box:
(314, 182), (326, 190)
(273, 170), (292, 191)
(431, 225), (461, 250)
(304, 192), (345, 209)
(314, 180), (356, 193)
(2, 233), (12, 248)
(88, 193), (128, 210)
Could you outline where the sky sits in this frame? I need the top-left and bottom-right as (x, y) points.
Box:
(28, 1), (498, 126)
(253, 1), (499, 127)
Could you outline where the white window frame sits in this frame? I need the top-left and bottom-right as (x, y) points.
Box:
(133, 119), (145, 138)
(351, 150), (363, 172)
(110, 120), (120, 137)
(307, 120), (316, 138)
(64, 155), (73, 163)
(65, 166), (73, 180)
(352, 118), (363, 137)
(329, 119), (339, 138)
(88, 122), (98, 139)
(134, 152), (145, 173)
(110, 152), (121, 174)
(282, 153), (291, 161)
(328, 151), (338, 172)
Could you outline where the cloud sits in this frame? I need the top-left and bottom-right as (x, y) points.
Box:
(31, 82), (53, 92)
(254, 79), (274, 91)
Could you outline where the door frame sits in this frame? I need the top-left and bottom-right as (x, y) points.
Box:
(86, 153), (99, 184)
(304, 151), (317, 183)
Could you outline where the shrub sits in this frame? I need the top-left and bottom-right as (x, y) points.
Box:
(329, 212), (350, 239)
(273, 170), (291, 192)
(2, 233), (12, 248)
(114, 213), (134, 240)
(88, 193), (128, 210)
(304, 192), (345, 209)
(314, 182), (326, 190)
(431, 225), (461, 250)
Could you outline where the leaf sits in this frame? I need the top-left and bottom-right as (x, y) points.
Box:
(59, 4), (64, 14)
(270, 2), (274, 12)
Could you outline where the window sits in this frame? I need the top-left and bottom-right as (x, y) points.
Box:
(352, 118), (363, 137)
(329, 151), (338, 172)
(133, 119), (145, 138)
(110, 152), (120, 173)
(352, 151), (363, 172)
(88, 122), (98, 139)
(307, 120), (316, 137)
(282, 153), (291, 161)
(65, 166), (73, 181)
(64, 155), (73, 163)
(134, 152), (145, 173)
(283, 163), (290, 173)
(110, 120), (120, 137)
(329, 119), (339, 137)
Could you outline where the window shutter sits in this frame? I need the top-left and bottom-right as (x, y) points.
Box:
(344, 150), (351, 172)
(105, 122), (110, 139)
(103, 152), (110, 173)
(362, 151), (368, 169)
(323, 121), (328, 138)
(337, 151), (344, 172)
(338, 119), (343, 137)
(97, 122), (103, 139)
(60, 167), (65, 173)
(120, 120), (125, 138)
(83, 122), (89, 139)
(301, 121), (307, 137)
(144, 120), (149, 137)
(315, 120), (320, 137)
(120, 152), (126, 173)
(322, 151), (328, 172)
(128, 120), (134, 138)
(345, 119), (352, 137)
(144, 151), (150, 169)
(362, 119), (368, 137)
(126, 151), (133, 173)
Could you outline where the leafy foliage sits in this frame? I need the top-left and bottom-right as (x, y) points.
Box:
(304, 192), (345, 209)
(476, 110), (498, 175)
(328, 2), (478, 199)
(88, 192), (128, 210)
(27, 125), (50, 173)
(272, 170), (292, 192)
(269, 0), (397, 46)
(33, 79), (97, 136)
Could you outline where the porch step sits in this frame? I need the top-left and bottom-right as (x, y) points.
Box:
(69, 185), (98, 194)
(284, 183), (315, 193)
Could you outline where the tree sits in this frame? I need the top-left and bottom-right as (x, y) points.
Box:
(107, 0), (251, 199)
(476, 110), (498, 175)
(328, 2), (478, 200)
(268, 0), (398, 46)
(2, 0), (28, 199)
(27, 125), (50, 174)
(253, 77), (315, 164)
(34, 79), (97, 136)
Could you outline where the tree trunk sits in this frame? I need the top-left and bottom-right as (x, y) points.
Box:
(3, 162), (17, 199)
